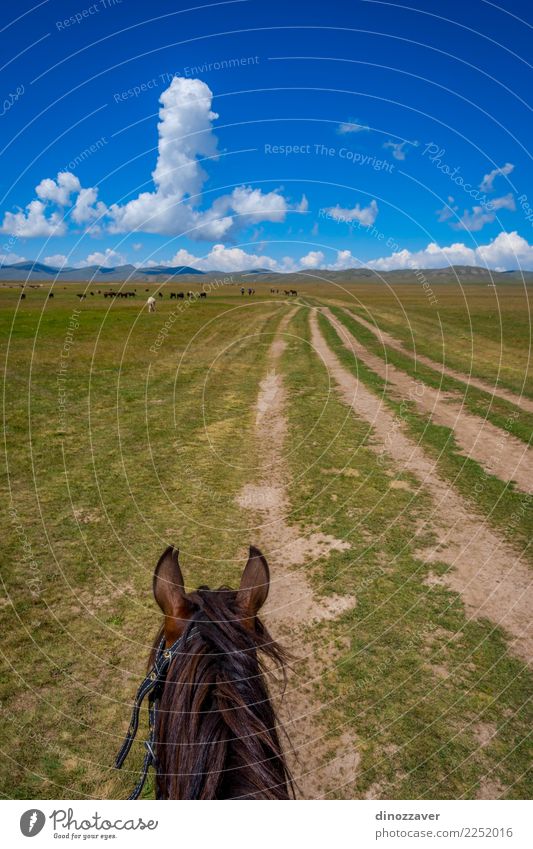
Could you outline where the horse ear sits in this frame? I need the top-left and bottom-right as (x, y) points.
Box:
(237, 546), (270, 624)
(153, 546), (192, 624)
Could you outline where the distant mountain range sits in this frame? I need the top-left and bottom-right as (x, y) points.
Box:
(0, 261), (204, 282)
(0, 260), (531, 283)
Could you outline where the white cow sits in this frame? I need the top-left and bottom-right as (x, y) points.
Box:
(147, 296), (156, 313)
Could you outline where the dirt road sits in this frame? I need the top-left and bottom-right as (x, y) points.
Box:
(236, 309), (359, 798)
(311, 308), (532, 667)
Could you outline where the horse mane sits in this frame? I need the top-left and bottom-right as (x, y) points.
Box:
(151, 586), (294, 799)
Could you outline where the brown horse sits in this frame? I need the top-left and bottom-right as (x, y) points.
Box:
(148, 546), (293, 799)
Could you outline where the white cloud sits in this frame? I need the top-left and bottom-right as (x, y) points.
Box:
(1, 171), (104, 237)
(170, 244), (279, 272)
(1, 200), (67, 237)
(163, 232), (533, 272)
(107, 77), (303, 239)
(169, 248), (202, 268)
(452, 193), (515, 232)
(337, 119), (369, 135)
(44, 254), (69, 268)
(82, 248), (125, 268)
(295, 194), (309, 214)
(12, 230), (533, 273)
(475, 230), (533, 268)
(367, 241), (475, 271)
(436, 196), (458, 222)
(36, 171), (81, 206)
(480, 162), (514, 193)
(1, 77), (303, 242)
(363, 231), (533, 271)
(0, 252), (26, 265)
(383, 140), (407, 160)
(330, 249), (361, 270)
(166, 245), (327, 273)
(132, 242), (143, 251)
(72, 187), (107, 224)
(108, 77), (220, 236)
(201, 185), (293, 240)
(324, 199), (378, 226)
(0, 170), (104, 237)
(299, 250), (325, 269)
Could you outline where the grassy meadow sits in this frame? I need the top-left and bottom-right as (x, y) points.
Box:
(1, 276), (531, 799)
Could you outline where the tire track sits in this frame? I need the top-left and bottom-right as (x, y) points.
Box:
(344, 307), (533, 415)
(311, 307), (532, 667)
(330, 309), (533, 494)
(236, 309), (359, 798)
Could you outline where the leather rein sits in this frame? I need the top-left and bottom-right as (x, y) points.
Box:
(115, 626), (198, 799)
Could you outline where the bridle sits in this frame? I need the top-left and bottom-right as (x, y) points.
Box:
(115, 626), (198, 800)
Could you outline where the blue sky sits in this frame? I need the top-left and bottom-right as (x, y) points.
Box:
(1, 0), (532, 271)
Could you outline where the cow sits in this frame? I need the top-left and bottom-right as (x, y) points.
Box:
(147, 296), (156, 313)
(200, 292), (207, 298)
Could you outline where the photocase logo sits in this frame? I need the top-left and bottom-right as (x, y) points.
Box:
(20, 809), (46, 837)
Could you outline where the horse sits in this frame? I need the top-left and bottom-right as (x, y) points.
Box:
(118, 546), (293, 799)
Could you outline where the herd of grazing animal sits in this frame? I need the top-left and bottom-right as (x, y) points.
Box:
(169, 291), (206, 299)
(270, 288), (298, 296)
(18, 288), (210, 301)
(18, 286), (298, 302)
(76, 291), (136, 300)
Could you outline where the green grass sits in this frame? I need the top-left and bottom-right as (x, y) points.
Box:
(1, 281), (531, 800)
(0, 287), (288, 798)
